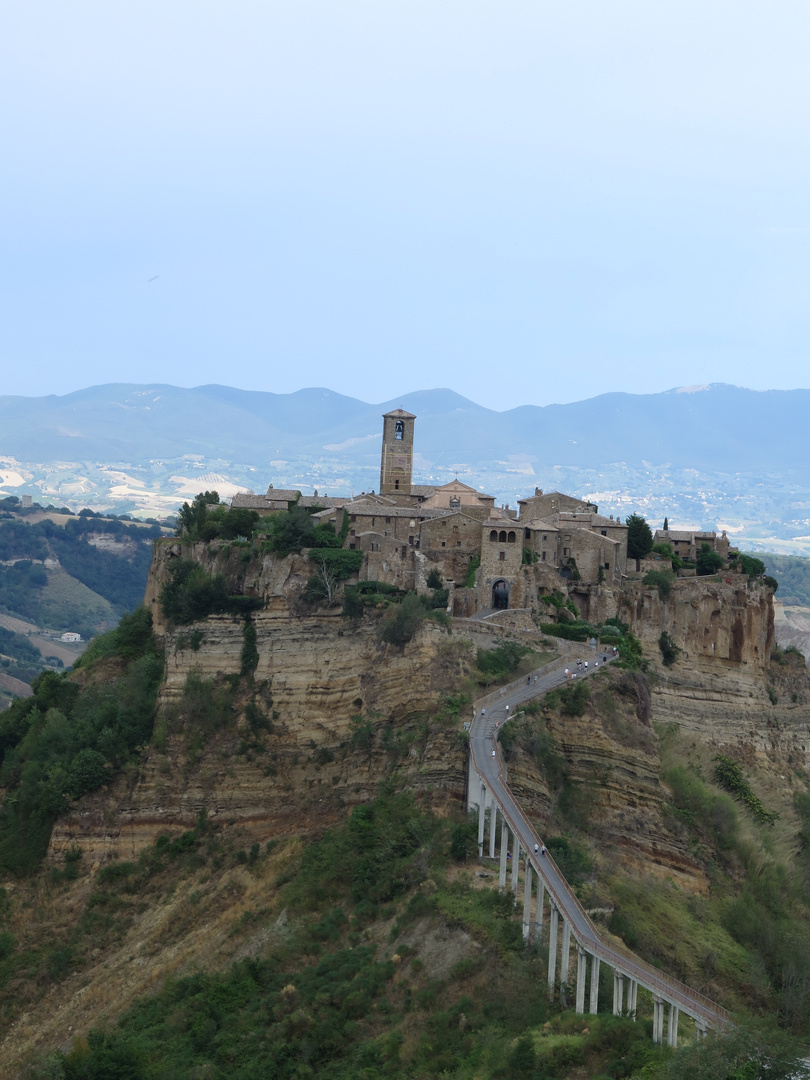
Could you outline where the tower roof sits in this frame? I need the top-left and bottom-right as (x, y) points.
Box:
(382, 408), (417, 419)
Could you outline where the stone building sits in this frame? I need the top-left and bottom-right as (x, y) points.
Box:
(653, 529), (731, 562)
(232, 408), (633, 611)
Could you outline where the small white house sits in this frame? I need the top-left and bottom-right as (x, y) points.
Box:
(60, 632), (82, 643)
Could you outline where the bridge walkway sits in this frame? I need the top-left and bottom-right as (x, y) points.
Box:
(467, 649), (730, 1046)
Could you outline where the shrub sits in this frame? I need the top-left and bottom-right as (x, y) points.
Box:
(617, 632), (644, 669)
(341, 587), (365, 618)
(643, 569), (675, 599)
(658, 631), (680, 667)
(240, 619), (259, 678)
(463, 555), (480, 589)
(475, 642), (530, 681)
(542, 622), (592, 642)
(426, 568), (443, 589)
(381, 593), (425, 645)
(450, 820), (477, 861)
(159, 559), (261, 625)
(738, 553), (766, 577)
(713, 755), (779, 825)
(696, 543), (724, 576)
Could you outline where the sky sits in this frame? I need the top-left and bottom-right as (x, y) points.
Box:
(2, 1), (809, 411)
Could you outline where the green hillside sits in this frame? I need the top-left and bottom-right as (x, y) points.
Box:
(0, 503), (164, 698)
(763, 553), (810, 607)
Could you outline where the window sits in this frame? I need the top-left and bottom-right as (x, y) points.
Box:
(350, 515), (356, 522)
(541, 551), (546, 562)
(604, 562), (610, 570)
(563, 547), (569, 557)
(499, 531), (507, 543)
(490, 530), (498, 541)
(409, 535), (414, 545)
(401, 547), (407, 558)
(457, 541), (461, 547)
(453, 526), (458, 534)
(395, 479), (400, 490)
(441, 520), (446, 526)
(371, 517), (375, 526)
(525, 528), (531, 539)
(350, 530), (355, 536)
(349, 543), (356, 550)
(601, 529), (607, 536)
(499, 551), (505, 561)
(441, 541), (446, 548)
(385, 517), (391, 523)
(395, 419), (404, 440)
(507, 531), (516, 543)
(542, 534), (547, 541)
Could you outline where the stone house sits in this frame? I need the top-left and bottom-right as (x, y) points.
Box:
(654, 529), (731, 562)
(517, 488), (597, 520)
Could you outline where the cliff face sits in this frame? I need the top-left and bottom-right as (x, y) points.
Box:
(616, 577), (810, 767)
(51, 610), (478, 864)
(53, 541), (809, 879)
(621, 574), (773, 672)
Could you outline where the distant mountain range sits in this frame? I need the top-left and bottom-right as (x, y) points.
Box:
(0, 382), (808, 553)
(0, 382), (806, 472)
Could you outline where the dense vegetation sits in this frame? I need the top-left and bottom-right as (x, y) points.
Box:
(763, 553), (810, 606)
(0, 514), (161, 621)
(159, 559), (263, 625)
(8, 787), (804, 1080)
(0, 608), (163, 874)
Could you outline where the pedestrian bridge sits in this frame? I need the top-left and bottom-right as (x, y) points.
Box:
(467, 655), (730, 1047)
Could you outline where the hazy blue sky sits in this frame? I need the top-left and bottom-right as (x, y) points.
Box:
(2, 2), (809, 410)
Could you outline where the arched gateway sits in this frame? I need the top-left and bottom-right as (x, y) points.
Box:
(492, 579), (510, 610)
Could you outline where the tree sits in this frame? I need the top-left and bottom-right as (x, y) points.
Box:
(697, 543), (724, 576)
(663, 516), (669, 531)
(176, 491), (220, 538)
(381, 592), (425, 645)
(626, 514), (653, 560)
(265, 505), (317, 555)
(661, 1015), (809, 1080)
(426, 568), (443, 590)
(306, 553), (342, 604)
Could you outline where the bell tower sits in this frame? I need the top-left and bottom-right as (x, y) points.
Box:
(379, 409), (416, 496)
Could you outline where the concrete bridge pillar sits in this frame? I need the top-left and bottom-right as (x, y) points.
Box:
(488, 799), (497, 859)
(626, 979), (638, 1020)
(695, 1021), (707, 1040)
(477, 780), (487, 857)
(522, 861), (533, 940)
(560, 919), (571, 1006)
(575, 947), (587, 1014)
(612, 970), (624, 1016)
(547, 902), (559, 994)
(667, 1004), (679, 1048)
(652, 996), (665, 1044)
(534, 877), (545, 944)
(498, 820), (509, 890)
(511, 838), (521, 896)
(589, 955), (600, 1015)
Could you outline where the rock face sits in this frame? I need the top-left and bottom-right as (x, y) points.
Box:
(621, 574), (773, 673)
(504, 669), (702, 886)
(50, 609), (478, 863)
(52, 540), (809, 876)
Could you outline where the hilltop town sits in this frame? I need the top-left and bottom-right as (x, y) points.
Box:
(232, 409), (733, 618)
